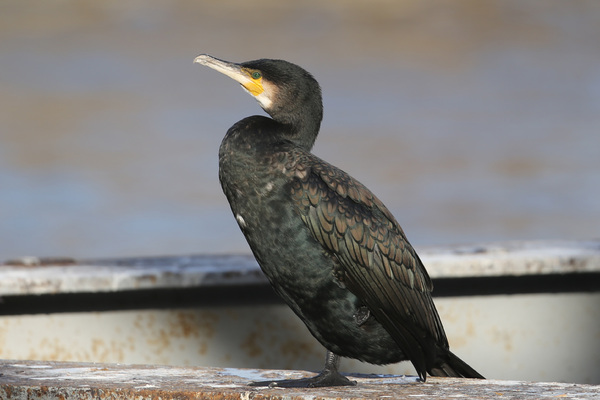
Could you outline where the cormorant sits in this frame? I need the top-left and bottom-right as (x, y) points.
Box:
(194, 54), (484, 387)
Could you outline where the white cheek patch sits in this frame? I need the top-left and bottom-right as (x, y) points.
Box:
(240, 79), (276, 111)
(256, 79), (278, 111)
(255, 91), (273, 110)
(240, 84), (272, 110)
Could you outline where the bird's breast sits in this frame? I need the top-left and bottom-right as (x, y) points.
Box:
(218, 127), (332, 289)
(217, 128), (407, 364)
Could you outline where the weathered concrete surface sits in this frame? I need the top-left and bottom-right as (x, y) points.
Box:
(1, 294), (599, 383)
(1, 240), (599, 295)
(1, 360), (598, 400)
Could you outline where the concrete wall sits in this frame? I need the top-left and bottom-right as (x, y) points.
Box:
(1, 240), (599, 384)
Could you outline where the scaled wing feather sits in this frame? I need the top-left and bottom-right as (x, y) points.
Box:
(289, 151), (448, 378)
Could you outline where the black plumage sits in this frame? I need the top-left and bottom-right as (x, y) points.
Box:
(194, 54), (484, 387)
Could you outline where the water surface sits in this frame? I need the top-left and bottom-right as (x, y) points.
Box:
(1, 0), (599, 259)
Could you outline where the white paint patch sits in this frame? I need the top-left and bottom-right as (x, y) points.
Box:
(370, 375), (420, 385)
(219, 368), (275, 384)
(207, 384), (241, 388)
(10, 364), (52, 369)
(134, 384), (158, 389)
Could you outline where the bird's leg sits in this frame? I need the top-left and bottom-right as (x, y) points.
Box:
(248, 351), (356, 388)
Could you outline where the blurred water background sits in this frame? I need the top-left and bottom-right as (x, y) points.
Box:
(1, 0), (599, 259)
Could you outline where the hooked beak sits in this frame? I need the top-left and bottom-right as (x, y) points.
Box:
(194, 54), (264, 97)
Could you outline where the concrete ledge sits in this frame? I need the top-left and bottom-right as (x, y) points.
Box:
(1, 240), (599, 296)
(1, 360), (598, 400)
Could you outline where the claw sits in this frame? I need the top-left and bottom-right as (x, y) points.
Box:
(249, 351), (356, 388)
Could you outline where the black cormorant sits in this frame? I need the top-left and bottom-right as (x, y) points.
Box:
(194, 54), (484, 387)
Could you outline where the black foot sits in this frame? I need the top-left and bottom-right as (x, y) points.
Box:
(249, 369), (356, 388)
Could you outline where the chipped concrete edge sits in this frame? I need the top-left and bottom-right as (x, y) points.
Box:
(0, 239), (598, 296)
(0, 359), (599, 400)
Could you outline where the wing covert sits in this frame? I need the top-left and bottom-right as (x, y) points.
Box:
(288, 151), (448, 377)
(292, 154), (433, 293)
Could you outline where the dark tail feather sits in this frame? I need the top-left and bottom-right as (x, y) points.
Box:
(430, 351), (485, 379)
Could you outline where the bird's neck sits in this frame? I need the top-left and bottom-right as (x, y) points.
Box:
(272, 103), (323, 151)
(279, 119), (320, 151)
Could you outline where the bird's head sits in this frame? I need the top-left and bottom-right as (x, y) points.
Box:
(194, 54), (323, 148)
(194, 54), (277, 111)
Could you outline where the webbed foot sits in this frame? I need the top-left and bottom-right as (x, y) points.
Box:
(249, 351), (356, 388)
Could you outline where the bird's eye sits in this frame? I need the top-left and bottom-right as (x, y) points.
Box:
(251, 71), (262, 80)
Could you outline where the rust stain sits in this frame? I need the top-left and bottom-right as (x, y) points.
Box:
(91, 338), (107, 359)
(90, 338), (125, 363)
(198, 341), (208, 356)
(449, 334), (467, 348)
(126, 335), (136, 353)
(240, 331), (263, 358)
(170, 310), (219, 339)
(488, 327), (514, 354)
(131, 310), (220, 361)
(451, 320), (476, 348)
(28, 337), (74, 362)
(133, 314), (145, 331)
(465, 320), (475, 337)
(5, 358), (600, 398)
(146, 328), (171, 353)
(136, 274), (158, 284)
(279, 340), (319, 369)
